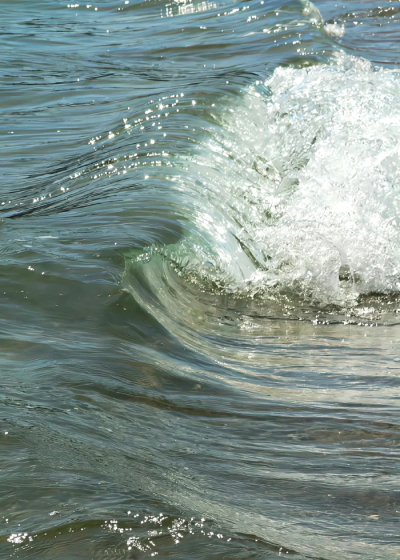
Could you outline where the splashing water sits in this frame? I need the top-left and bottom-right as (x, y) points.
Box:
(142, 54), (400, 310)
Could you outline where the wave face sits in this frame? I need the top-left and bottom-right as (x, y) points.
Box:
(127, 54), (400, 313)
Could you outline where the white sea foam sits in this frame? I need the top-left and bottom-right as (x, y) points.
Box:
(185, 53), (400, 305)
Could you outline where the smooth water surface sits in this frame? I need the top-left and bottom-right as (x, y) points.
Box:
(1, 0), (400, 558)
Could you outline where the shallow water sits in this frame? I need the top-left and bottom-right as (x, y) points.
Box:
(1, 0), (400, 558)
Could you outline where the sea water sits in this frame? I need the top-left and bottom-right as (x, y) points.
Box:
(1, 1), (400, 558)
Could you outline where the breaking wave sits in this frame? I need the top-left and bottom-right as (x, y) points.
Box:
(126, 53), (400, 319)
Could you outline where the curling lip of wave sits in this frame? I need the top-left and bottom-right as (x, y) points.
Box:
(151, 53), (400, 306)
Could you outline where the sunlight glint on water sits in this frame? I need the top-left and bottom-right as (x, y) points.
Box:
(1, 0), (400, 559)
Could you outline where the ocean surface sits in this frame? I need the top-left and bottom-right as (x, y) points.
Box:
(1, 0), (400, 558)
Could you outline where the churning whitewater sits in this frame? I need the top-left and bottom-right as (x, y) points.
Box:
(128, 53), (400, 312)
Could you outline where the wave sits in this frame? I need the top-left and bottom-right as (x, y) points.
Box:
(126, 53), (400, 319)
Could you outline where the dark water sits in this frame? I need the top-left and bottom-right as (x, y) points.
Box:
(1, 1), (400, 558)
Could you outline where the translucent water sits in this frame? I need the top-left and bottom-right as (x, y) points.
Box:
(1, 1), (400, 559)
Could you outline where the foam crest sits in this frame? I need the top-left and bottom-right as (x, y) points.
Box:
(186, 54), (400, 305)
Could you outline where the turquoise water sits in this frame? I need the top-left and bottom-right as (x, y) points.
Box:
(1, 1), (400, 558)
